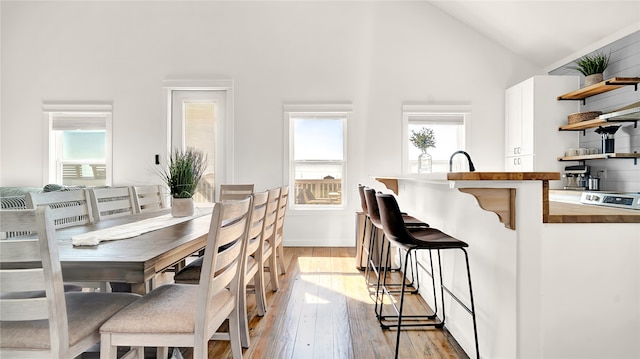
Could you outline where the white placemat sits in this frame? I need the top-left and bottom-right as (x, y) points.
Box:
(72, 209), (208, 247)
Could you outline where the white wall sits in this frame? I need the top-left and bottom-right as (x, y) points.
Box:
(0, 1), (541, 246)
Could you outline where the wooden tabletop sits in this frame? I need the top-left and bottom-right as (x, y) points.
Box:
(446, 172), (561, 181)
(55, 207), (213, 294)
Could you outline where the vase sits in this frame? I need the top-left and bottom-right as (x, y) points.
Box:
(171, 197), (195, 217)
(584, 73), (603, 87)
(418, 151), (432, 173)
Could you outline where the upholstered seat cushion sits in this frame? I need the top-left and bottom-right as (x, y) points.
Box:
(173, 257), (204, 282)
(100, 284), (234, 334)
(0, 292), (139, 349)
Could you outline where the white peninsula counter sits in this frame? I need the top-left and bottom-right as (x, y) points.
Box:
(374, 173), (640, 359)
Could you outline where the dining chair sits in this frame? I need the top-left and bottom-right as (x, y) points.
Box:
(219, 184), (255, 201)
(268, 185), (289, 291)
(174, 191), (271, 349)
(132, 184), (165, 213)
(89, 186), (136, 221)
(26, 189), (107, 291)
(0, 208), (140, 359)
(25, 189), (95, 228)
(100, 197), (253, 359)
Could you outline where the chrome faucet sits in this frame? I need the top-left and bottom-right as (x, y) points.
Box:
(449, 150), (476, 172)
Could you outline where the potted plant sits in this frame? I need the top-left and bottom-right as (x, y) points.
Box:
(158, 147), (207, 217)
(409, 128), (436, 173)
(569, 50), (610, 87)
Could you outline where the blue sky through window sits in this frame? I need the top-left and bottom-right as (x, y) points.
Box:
(293, 118), (344, 161)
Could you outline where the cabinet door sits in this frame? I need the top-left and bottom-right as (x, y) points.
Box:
(505, 155), (534, 171)
(505, 85), (522, 156)
(519, 80), (534, 156)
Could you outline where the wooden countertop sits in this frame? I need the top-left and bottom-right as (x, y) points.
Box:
(548, 201), (640, 223)
(446, 172), (561, 181)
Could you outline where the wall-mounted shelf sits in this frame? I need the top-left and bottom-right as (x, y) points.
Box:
(557, 152), (640, 165)
(558, 105), (639, 134)
(557, 77), (640, 104)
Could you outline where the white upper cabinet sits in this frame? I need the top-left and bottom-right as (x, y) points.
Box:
(504, 76), (580, 176)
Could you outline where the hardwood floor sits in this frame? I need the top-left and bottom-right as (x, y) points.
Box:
(204, 247), (467, 359)
(82, 247), (467, 359)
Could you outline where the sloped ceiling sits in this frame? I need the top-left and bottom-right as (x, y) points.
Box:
(427, 0), (640, 70)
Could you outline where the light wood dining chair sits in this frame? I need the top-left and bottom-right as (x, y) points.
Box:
(268, 185), (289, 291)
(100, 197), (253, 359)
(26, 189), (109, 291)
(0, 208), (140, 359)
(89, 186), (136, 221)
(174, 192), (270, 349)
(132, 184), (165, 213)
(219, 184), (255, 201)
(25, 189), (95, 228)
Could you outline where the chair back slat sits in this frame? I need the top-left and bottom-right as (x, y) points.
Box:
(26, 190), (94, 228)
(89, 187), (135, 220)
(0, 267), (46, 292)
(219, 184), (254, 202)
(1, 297), (49, 321)
(132, 185), (165, 213)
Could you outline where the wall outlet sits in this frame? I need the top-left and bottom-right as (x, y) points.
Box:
(598, 169), (607, 179)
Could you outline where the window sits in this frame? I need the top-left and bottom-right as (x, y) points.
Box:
(285, 104), (350, 208)
(402, 105), (470, 173)
(43, 103), (113, 186)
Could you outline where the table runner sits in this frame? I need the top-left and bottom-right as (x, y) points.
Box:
(72, 208), (210, 247)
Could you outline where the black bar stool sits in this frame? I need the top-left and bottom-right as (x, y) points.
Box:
(376, 192), (479, 359)
(363, 187), (430, 320)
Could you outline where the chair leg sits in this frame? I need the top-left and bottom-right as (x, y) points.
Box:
(157, 347), (169, 358)
(239, 274), (250, 348)
(228, 306), (244, 359)
(277, 240), (286, 275)
(393, 249), (413, 359)
(269, 241), (280, 291)
(100, 333), (117, 359)
(255, 265), (267, 316)
(462, 248), (480, 359)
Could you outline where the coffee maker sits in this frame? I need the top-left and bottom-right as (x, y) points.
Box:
(563, 164), (589, 190)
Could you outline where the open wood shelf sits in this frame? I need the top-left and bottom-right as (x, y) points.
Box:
(559, 105), (639, 132)
(557, 77), (640, 102)
(557, 152), (640, 165)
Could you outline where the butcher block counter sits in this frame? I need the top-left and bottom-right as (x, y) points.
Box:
(375, 172), (640, 224)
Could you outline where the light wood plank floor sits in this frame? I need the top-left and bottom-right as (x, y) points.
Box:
(203, 247), (467, 359)
(84, 247), (468, 359)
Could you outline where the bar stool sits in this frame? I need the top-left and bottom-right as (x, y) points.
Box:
(363, 188), (430, 319)
(376, 193), (479, 359)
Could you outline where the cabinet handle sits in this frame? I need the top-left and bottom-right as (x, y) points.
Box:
(513, 158), (517, 165)
(518, 158), (521, 165)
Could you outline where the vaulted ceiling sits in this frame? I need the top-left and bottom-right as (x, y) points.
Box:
(427, 0), (640, 70)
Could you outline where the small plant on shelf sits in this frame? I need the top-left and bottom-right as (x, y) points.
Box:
(569, 51), (610, 87)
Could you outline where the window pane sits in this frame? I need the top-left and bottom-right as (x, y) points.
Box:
(184, 102), (216, 203)
(293, 118), (343, 160)
(294, 163), (342, 205)
(62, 131), (106, 161)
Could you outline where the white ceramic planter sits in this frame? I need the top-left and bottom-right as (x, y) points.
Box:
(171, 197), (194, 217)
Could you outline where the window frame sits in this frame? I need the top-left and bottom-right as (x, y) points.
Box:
(284, 103), (351, 210)
(402, 104), (471, 174)
(42, 102), (113, 186)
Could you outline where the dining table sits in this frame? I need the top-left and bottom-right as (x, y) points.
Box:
(55, 206), (213, 295)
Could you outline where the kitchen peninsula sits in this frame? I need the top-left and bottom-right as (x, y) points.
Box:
(374, 172), (640, 359)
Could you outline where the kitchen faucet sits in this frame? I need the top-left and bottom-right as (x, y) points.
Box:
(449, 150), (476, 172)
